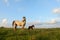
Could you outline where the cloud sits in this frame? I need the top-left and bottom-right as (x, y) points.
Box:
(3, 0), (9, 7)
(55, 18), (60, 22)
(53, 8), (60, 13)
(1, 19), (8, 26)
(2, 19), (7, 24)
(27, 19), (57, 26)
(27, 20), (41, 26)
(3, 0), (22, 7)
(0, 18), (12, 28)
(56, 0), (60, 2)
(46, 19), (56, 24)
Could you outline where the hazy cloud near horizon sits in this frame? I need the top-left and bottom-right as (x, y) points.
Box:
(53, 8), (60, 13)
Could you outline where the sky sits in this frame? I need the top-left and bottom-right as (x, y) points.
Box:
(0, 0), (60, 28)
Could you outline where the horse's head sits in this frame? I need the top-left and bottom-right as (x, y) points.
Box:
(23, 16), (26, 18)
(22, 16), (26, 22)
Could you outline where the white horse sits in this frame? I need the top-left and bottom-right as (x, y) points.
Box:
(12, 17), (26, 31)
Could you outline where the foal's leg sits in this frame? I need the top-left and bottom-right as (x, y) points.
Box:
(31, 28), (33, 30)
(28, 27), (30, 30)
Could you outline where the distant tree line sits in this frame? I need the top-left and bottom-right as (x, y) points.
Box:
(0, 26), (5, 28)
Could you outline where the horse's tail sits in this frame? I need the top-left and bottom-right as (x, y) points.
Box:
(12, 21), (15, 26)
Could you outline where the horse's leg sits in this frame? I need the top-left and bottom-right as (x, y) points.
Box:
(14, 24), (17, 31)
(22, 26), (24, 29)
(22, 24), (26, 29)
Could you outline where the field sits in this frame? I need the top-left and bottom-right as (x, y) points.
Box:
(0, 28), (60, 40)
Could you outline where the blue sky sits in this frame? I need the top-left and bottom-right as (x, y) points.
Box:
(0, 0), (60, 28)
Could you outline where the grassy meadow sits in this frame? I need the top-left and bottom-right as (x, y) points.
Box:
(0, 28), (60, 40)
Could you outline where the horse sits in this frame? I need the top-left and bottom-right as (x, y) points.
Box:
(28, 25), (35, 30)
(12, 17), (26, 31)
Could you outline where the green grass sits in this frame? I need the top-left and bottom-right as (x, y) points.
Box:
(0, 28), (60, 40)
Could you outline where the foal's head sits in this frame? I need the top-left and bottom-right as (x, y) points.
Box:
(32, 25), (34, 27)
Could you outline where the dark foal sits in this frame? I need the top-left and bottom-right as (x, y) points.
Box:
(28, 25), (35, 30)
